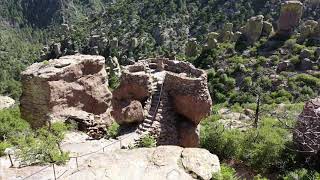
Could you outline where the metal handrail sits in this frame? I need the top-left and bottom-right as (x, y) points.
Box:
(150, 80), (165, 122)
(20, 132), (135, 179)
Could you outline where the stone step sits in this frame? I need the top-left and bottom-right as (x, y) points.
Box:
(144, 119), (153, 123)
(142, 123), (151, 128)
(143, 119), (153, 124)
(138, 126), (150, 132)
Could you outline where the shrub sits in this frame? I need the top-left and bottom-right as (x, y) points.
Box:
(271, 89), (293, 103)
(0, 108), (30, 141)
(240, 118), (291, 172)
(201, 116), (294, 173)
(136, 134), (156, 148)
(290, 56), (300, 65)
(282, 169), (320, 180)
(106, 122), (120, 139)
(15, 123), (70, 165)
(284, 39), (297, 50)
(229, 92), (255, 105)
(201, 119), (244, 159)
(212, 164), (238, 180)
(0, 141), (11, 156)
(108, 73), (120, 91)
(293, 74), (320, 89)
(270, 55), (280, 65)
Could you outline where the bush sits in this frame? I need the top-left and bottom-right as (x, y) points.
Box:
(108, 73), (120, 91)
(0, 107), (30, 141)
(0, 141), (11, 156)
(201, 119), (244, 159)
(201, 117), (294, 173)
(289, 56), (300, 65)
(212, 164), (238, 180)
(271, 89), (293, 103)
(240, 118), (291, 172)
(292, 74), (320, 89)
(15, 123), (70, 165)
(136, 134), (157, 148)
(282, 169), (320, 180)
(106, 122), (120, 139)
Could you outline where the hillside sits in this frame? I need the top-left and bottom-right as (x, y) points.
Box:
(0, 0), (320, 179)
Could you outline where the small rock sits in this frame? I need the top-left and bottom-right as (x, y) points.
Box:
(0, 96), (15, 110)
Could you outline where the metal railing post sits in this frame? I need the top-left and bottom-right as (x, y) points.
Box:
(52, 164), (57, 180)
(8, 154), (13, 167)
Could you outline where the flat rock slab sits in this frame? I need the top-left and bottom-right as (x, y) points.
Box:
(1, 136), (220, 180)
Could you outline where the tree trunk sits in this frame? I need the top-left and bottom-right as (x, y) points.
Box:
(254, 94), (261, 128)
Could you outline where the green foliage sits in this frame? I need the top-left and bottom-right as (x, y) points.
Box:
(193, 49), (218, 69)
(16, 122), (70, 165)
(136, 134), (157, 148)
(240, 118), (291, 172)
(292, 74), (320, 89)
(201, 116), (295, 173)
(270, 89), (293, 104)
(212, 164), (238, 180)
(290, 56), (300, 65)
(282, 169), (320, 180)
(108, 73), (121, 91)
(0, 141), (11, 156)
(0, 107), (30, 141)
(207, 70), (236, 104)
(0, 26), (42, 99)
(201, 117), (244, 159)
(106, 122), (120, 139)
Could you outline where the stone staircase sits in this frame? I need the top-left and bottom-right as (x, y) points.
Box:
(134, 77), (164, 145)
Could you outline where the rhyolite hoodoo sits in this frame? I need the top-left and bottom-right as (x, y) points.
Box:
(112, 58), (212, 147)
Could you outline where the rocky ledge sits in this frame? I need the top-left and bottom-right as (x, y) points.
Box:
(1, 142), (220, 180)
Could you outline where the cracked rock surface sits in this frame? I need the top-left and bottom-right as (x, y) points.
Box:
(1, 134), (220, 180)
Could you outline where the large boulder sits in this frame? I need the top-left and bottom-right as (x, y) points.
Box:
(178, 121), (200, 147)
(112, 100), (144, 125)
(262, 21), (274, 37)
(68, 146), (220, 180)
(243, 15), (264, 44)
(181, 148), (221, 180)
(293, 97), (320, 161)
(278, 1), (303, 35)
(0, 96), (15, 110)
(20, 55), (113, 137)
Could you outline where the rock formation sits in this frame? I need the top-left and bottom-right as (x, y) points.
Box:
(293, 97), (320, 160)
(243, 15), (264, 44)
(0, 96), (15, 110)
(262, 21), (274, 37)
(207, 33), (218, 49)
(2, 145), (220, 180)
(185, 38), (199, 57)
(20, 54), (113, 138)
(298, 19), (320, 44)
(278, 1), (303, 35)
(112, 58), (212, 147)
